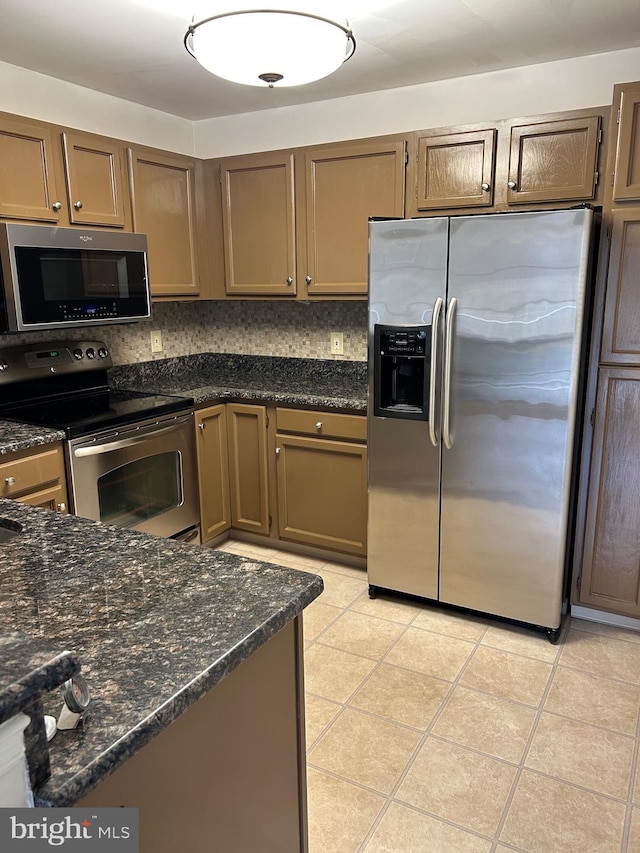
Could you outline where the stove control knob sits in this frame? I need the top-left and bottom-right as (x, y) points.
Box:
(97, 347), (108, 359)
(0, 360), (8, 371)
(72, 348), (84, 360)
(86, 347), (96, 359)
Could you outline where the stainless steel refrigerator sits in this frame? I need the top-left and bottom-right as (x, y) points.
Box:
(367, 209), (594, 639)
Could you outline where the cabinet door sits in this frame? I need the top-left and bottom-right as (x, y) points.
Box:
(62, 131), (126, 227)
(507, 116), (601, 204)
(612, 82), (640, 202)
(415, 129), (495, 211)
(220, 152), (296, 296)
(276, 434), (367, 556)
(227, 404), (270, 535)
(128, 149), (200, 297)
(0, 117), (64, 222)
(579, 368), (640, 617)
(601, 209), (640, 364)
(195, 405), (231, 542)
(303, 140), (405, 296)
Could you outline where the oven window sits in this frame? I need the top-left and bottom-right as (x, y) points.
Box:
(97, 452), (183, 529)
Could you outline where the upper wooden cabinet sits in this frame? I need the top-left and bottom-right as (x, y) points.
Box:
(0, 116), (64, 223)
(302, 140), (405, 296)
(506, 115), (601, 205)
(601, 209), (640, 364)
(414, 129), (496, 211)
(217, 139), (405, 298)
(220, 151), (297, 296)
(61, 131), (127, 227)
(407, 109), (605, 216)
(610, 81), (640, 202)
(128, 148), (201, 298)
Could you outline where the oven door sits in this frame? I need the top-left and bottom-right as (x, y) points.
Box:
(67, 412), (199, 540)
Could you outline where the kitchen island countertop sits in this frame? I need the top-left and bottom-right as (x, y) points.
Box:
(0, 498), (323, 806)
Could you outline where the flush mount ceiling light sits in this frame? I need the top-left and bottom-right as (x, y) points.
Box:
(184, 8), (356, 87)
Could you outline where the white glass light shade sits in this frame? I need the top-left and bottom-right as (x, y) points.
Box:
(186, 10), (355, 87)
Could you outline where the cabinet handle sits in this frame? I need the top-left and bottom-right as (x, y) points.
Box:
(275, 446), (281, 455)
(198, 422), (206, 430)
(306, 275), (312, 284)
(57, 502), (66, 513)
(315, 421), (323, 430)
(481, 182), (490, 191)
(286, 276), (293, 285)
(5, 476), (15, 486)
(74, 201), (83, 210)
(52, 202), (62, 211)
(507, 180), (517, 190)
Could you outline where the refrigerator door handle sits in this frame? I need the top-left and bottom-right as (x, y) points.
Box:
(443, 296), (457, 450)
(428, 296), (444, 447)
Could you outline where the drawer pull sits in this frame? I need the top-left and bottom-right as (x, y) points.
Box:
(315, 421), (323, 430)
(74, 200), (83, 210)
(52, 201), (62, 211)
(57, 502), (66, 513)
(5, 476), (15, 486)
(275, 446), (281, 455)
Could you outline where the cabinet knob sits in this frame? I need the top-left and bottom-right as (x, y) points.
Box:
(286, 276), (293, 285)
(74, 200), (83, 210)
(315, 421), (323, 430)
(198, 422), (206, 430)
(5, 476), (15, 486)
(306, 275), (312, 284)
(481, 182), (490, 191)
(507, 180), (517, 190)
(52, 201), (62, 211)
(275, 446), (281, 455)
(57, 502), (66, 513)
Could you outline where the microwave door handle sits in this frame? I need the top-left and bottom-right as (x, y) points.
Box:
(442, 296), (457, 450)
(73, 418), (190, 458)
(428, 297), (443, 447)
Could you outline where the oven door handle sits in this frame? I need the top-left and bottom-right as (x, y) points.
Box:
(72, 417), (191, 458)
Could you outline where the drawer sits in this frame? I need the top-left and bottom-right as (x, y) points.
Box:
(0, 445), (65, 499)
(276, 408), (366, 442)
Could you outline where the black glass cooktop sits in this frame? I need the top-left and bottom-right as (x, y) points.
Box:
(1, 389), (194, 439)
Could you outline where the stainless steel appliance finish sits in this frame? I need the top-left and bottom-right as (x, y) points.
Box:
(0, 340), (199, 542)
(67, 412), (199, 539)
(368, 209), (594, 636)
(0, 223), (150, 332)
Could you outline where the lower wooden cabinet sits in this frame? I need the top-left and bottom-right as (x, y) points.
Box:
(0, 442), (68, 512)
(579, 368), (640, 616)
(275, 408), (367, 556)
(195, 405), (231, 542)
(226, 404), (270, 536)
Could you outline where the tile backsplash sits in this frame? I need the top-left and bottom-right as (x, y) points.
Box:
(0, 300), (368, 366)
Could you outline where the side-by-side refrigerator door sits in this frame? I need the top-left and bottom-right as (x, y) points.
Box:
(367, 217), (449, 599)
(439, 209), (593, 629)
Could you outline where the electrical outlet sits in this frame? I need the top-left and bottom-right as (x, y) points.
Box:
(150, 330), (163, 353)
(330, 332), (344, 355)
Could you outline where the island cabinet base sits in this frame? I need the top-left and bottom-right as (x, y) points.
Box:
(77, 618), (308, 852)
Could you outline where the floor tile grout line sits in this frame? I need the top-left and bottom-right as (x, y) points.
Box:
(356, 632), (486, 850)
(489, 637), (563, 849)
(619, 697), (640, 852)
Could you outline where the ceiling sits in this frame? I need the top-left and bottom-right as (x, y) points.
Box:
(1, 0), (639, 121)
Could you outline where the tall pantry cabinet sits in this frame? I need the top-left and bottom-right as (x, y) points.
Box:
(577, 82), (640, 618)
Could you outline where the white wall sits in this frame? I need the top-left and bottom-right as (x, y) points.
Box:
(0, 60), (195, 154)
(194, 46), (640, 157)
(1, 45), (639, 159)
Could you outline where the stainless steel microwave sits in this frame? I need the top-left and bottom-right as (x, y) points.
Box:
(0, 223), (150, 333)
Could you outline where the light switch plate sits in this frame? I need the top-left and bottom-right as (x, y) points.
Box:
(151, 330), (163, 353)
(330, 332), (344, 355)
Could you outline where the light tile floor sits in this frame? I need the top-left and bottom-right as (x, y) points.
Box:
(216, 539), (640, 853)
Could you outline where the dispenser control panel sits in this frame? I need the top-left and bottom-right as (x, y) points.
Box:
(380, 329), (428, 356)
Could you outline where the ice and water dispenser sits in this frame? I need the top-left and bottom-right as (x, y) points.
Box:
(373, 324), (431, 420)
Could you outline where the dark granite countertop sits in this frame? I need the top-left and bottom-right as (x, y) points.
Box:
(0, 421), (66, 455)
(0, 499), (323, 806)
(109, 353), (368, 412)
